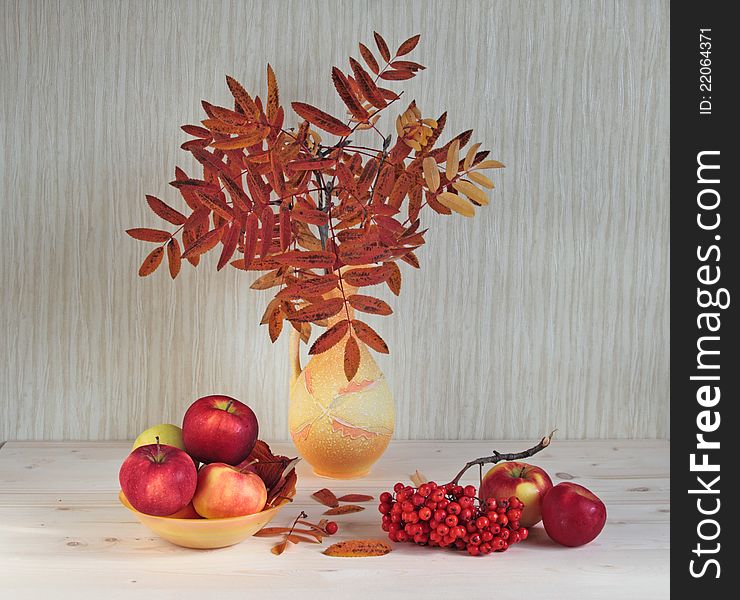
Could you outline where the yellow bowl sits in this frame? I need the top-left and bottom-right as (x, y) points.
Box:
(119, 491), (287, 549)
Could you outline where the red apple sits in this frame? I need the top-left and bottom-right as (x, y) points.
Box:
(479, 461), (553, 527)
(182, 395), (259, 465)
(192, 462), (267, 518)
(541, 482), (607, 546)
(119, 442), (197, 516)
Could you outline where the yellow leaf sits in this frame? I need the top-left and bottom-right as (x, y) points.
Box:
(323, 540), (392, 557)
(452, 180), (489, 206)
(438, 191), (475, 217)
(395, 115), (404, 138)
(445, 139), (459, 181)
(422, 157), (439, 192)
(468, 171), (494, 189)
(463, 142), (481, 170)
(475, 159), (505, 170)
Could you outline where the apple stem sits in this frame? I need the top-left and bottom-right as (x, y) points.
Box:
(225, 400), (234, 412)
(449, 430), (557, 486)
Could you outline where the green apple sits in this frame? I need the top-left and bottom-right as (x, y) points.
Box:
(132, 424), (185, 451)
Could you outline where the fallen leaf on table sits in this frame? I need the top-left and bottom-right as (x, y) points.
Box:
(271, 540), (288, 555)
(324, 504), (365, 515)
(323, 540), (392, 557)
(287, 533), (321, 544)
(312, 487), (340, 508)
(337, 494), (374, 503)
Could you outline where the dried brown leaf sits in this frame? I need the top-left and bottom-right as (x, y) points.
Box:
(311, 488), (340, 508)
(337, 494), (374, 503)
(323, 539), (391, 557)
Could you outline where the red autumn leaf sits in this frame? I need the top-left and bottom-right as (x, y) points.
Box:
(274, 250), (336, 268)
(277, 273), (339, 299)
(181, 124), (212, 138)
(331, 67), (369, 121)
(379, 70), (415, 81)
(211, 129), (267, 150)
(390, 60), (425, 72)
(181, 138), (210, 152)
(337, 494), (374, 503)
(268, 304), (284, 342)
(324, 504), (365, 516)
(251, 269), (286, 291)
(267, 64), (280, 123)
(342, 264), (393, 287)
(220, 174), (252, 212)
(182, 226), (225, 258)
(260, 206), (275, 258)
(291, 298), (345, 323)
(343, 335), (361, 380)
(358, 43), (379, 74)
(338, 242), (392, 265)
(349, 58), (387, 109)
(126, 228), (172, 243)
(182, 229), (200, 266)
(279, 204), (291, 251)
(373, 31), (391, 63)
(291, 206), (329, 226)
(167, 238), (181, 279)
(225, 75), (259, 119)
(217, 222), (241, 271)
(138, 246), (164, 277)
(351, 319), (389, 354)
(291, 102), (352, 136)
(288, 158), (337, 171)
(388, 171), (415, 209)
(309, 319), (349, 355)
(399, 250), (420, 269)
(242, 212), (259, 268)
(396, 34), (421, 56)
(348, 294), (393, 316)
(194, 189), (234, 220)
(190, 147), (227, 174)
(311, 488), (340, 508)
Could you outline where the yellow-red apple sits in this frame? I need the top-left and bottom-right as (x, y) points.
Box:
(182, 395), (259, 465)
(541, 482), (606, 546)
(119, 442), (197, 516)
(166, 502), (202, 519)
(479, 461), (553, 527)
(192, 462), (267, 518)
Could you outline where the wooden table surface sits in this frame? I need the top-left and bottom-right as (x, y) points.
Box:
(0, 440), (670, 599)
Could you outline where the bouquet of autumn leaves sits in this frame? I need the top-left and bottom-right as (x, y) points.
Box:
(127, 32), (503, 380)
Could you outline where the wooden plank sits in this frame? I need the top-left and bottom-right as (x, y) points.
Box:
(0, 441), (669, 598)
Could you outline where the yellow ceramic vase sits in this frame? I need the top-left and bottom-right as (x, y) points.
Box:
(288, 291), (394, 478)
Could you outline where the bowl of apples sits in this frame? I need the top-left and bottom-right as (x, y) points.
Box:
(118, 395), (299, 549)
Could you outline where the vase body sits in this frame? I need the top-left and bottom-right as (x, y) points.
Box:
(288, 304), (394, 478)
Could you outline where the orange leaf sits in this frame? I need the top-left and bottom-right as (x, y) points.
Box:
(275, 250), (336, 269)
(193, 189), (234, 220)
(332, 67), (369, 121)
(323, 505), (365, 516)
(145, 195), (187, 225)
(351, 319), (389, 354)
(279, 204), (291, 251)
(181, 124), (212, 138)
(338, 243), (392, 266)
(291, 206), (329, 226)
(211, 129), (267, 150)
(288, 158), (336, 171)
(342, 264), (393, 287)
(271, 540), (288, 555)
(166, 238), (181, 279)
(138, 246), (164, 277)
(277, 273), (340, 299)
(182, 226), (224, 258)
(267, 64), (280, 123)
(348, 294), (392, 316)
(226, 75), (259, 119)
(379, 70), (414, 81)
(259, 206), (275, 258)
(126, 228), (171, 243)
(359, 42), (379, 74)
(373, 32), (391, 62)
(337, 494), (374, 503)
(311, 488), (339, 508)
(209, 105), (251, 127)
(349, 58), (386, 109)
(254, 527), (293, 537)
(251, 269), (285, 291)
(344, 336), (360, 380)
(217, 222), (240, 271)
(268, 304), (284, 342)
(291, 298), (345, 323)
(243, 212), (259, 268)
(323, 539), (392, 557)
(309, 319), (349, 355)
(291, 102), (352, 137)
(396, 34), (420, 56)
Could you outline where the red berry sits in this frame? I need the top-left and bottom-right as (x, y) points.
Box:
(393, 482), (404, 493)
(490, 523), (501, 535)
(509, 520), (520, 531)
(447, 502), (461, 516)
(418, 484), (431, 497)
(425, 500), (438, 511)
(419, 507), (432, 521)
(481, 530), (493, 542)
(518, 527), (528, 540)
(466, 521), (478, 533)
(378, 502), (392, 514)
(507, 509), (522, 521)
(480, 542), (492, 555)
(396, 531), (408, 542)
(467, 544), (480, 556)
(498, 515), (509, 527)
(486, 498), (497, 511)
(510, 531), (521, 544)
(500, 528), (510, 540)
(412, 493), (425, 506)
(433, 509), (447, 522)
(436, 524), (450, 536)
(445, 483), (456, 492)
(486, 511), (498, 522)
(460, 507), (474, 521)
(380, 491), (392, 503)
(469, 533), (482, 546)
(464, 485), (476, 498)
(500, 540), (509, 551)
(454, 525), (467, 539)
(454, 539), (466, 550)
(508, 496), (520, 508)
(414, 533), (429, 544)
(391, 503), (402, 514)
(475, 517), (489, 530)
(431, 489), (445, 503)
(497, 498), (509, 511)
(438, 498), (450, 510)
(391, 513), (401, 524)
(445, 515), (458, 528)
